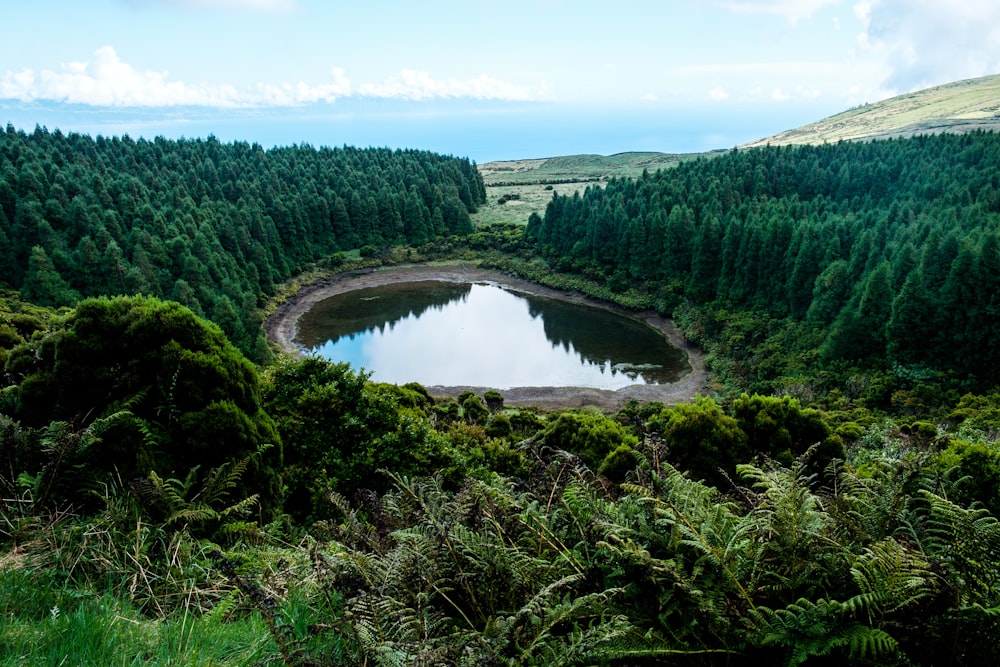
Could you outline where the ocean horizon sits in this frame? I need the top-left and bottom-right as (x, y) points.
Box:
(1, 99), (837, 164)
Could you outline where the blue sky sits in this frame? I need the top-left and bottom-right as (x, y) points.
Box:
(2, 1), (999, 161)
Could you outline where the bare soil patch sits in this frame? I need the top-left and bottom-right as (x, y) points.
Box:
(265, 263), (707, 411)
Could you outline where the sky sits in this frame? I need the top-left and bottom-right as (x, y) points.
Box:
(2, 0), (999, 162)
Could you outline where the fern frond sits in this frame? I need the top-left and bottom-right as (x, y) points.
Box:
(218, 493), (259, 520)
(749, 597), (900, 666)
(847, 538), (937, 619)
(165, 506), (217, 526)
(147, 470), (190, 516)
(202, 588), (241, 623)
(916, 489), (1000, 607)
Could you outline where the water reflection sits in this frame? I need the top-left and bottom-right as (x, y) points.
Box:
(295, 281), (688, 389)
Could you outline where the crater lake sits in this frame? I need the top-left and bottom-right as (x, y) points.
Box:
(294, 280), (689, 390)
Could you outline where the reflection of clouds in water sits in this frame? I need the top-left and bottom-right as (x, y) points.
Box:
(311, 284), (662, 389)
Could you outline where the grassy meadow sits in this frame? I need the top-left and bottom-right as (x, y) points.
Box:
(474, 151), (712, 226)
(743, 72), (1000, 147)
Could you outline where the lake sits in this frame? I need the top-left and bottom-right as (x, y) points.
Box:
(294, 280), (688, 389)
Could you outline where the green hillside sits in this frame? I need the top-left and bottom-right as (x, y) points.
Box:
(743, 73), (1000, 147)
(475, 152), (717, 225)
(479, 151), (705, 186)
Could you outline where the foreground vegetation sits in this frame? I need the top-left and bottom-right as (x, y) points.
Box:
(3, 121), (1000, 664)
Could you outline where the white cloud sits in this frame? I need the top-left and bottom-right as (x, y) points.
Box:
(795, 84), (822, 98)
(251, 68), (352, 105)
(707, 86), (730, 100)
(857, 0), (1000, 92)
(677, 61), (845, 77)
(127, 0), (297, 12)
(357, 70), (547, 101)
(714, 0), (839, 22)
(0, 47), (350, 107)
(0, 48), (545, 107)
(675, 59), (888, 105)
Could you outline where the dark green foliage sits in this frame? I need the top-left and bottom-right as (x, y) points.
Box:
(4, 295), (279, 514)
(484, 412), (512, 438)
(647, 395), (749, 485)
(20, 245), (79, 307)
(460, 392), (490, 425)
(538, 410), (639, 472)
(731, 393), (844, 471)
(0, 126), (485, 360)
(483, 388), (504, 413)
(261, 355), (455, 521)
(597, 444), (639, 481)
(936, 437), (1000, 516)
(525, 132), (1000, 391)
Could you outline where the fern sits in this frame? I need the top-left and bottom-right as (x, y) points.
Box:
(301, 473), (642, 665)
(737, 461), (841, 600)
(917, 489), (1000, 608)
(748, 597), (899, 666)
(132, 453), (261, 542)
(846, 538), (937, 620)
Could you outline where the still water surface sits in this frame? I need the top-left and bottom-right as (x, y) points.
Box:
(295, 281), (688, 389)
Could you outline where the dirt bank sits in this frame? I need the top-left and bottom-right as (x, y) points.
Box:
(264, 263), (708, 410)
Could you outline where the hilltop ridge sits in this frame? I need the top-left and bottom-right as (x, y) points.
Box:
(742, 73), (1000, 147)
(478, 73), (1000, 187)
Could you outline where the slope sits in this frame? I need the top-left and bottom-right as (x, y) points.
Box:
(742, 73), (1000, 148)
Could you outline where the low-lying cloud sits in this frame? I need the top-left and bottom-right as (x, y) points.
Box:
(715, 0), (838, 22)
(0, 47), (543, 107)
(358, 70), (545, 102)
(125, 0), (298, 12)
(857, 0), (1000, 93)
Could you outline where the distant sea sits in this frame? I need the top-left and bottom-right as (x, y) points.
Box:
(1, 99), (837, 163)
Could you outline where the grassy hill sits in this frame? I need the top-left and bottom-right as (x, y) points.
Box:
(474, 151), (719, 226)
(474, 73), (1000, 225)
(478, 151), (707, 186)
(742, 73), (1000, 147)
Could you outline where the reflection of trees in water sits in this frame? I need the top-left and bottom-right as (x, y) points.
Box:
(301, 282), (688, 384)
(298, 282), (472, 343)
(526, 294), (687, 383)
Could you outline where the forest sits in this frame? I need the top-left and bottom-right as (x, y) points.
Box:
(0, 124), (485, 359)
(2, 125), (1000, 665)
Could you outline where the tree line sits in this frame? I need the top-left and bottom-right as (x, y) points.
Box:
(525, 132), (1000, 390)
(0, 124), (486, 359)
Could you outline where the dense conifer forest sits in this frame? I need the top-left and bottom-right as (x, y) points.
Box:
(0, 124), (486, 358)
(523, 132), (1000, 398)
(3, 124), (1000, 665)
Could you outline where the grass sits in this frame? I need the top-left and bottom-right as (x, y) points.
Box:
(743, 73), (1000, 147)
(0, 568), (282, 666)
(479, 152), (695, 185)
(473, 151), (714, 227)
(473, 182), (568, 226)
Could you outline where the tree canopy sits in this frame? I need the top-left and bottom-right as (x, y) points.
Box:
(0, 125), (485, 360)
(525, 132), (1000, 388)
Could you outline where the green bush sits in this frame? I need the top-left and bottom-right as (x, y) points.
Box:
(4, 295), (279, 516)
(539, 410), (638, 471)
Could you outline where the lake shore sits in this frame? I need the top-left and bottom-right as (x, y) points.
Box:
(264, 262), (708, 410)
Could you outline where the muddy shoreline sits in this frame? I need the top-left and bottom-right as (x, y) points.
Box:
(264, 263), (708, 410)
